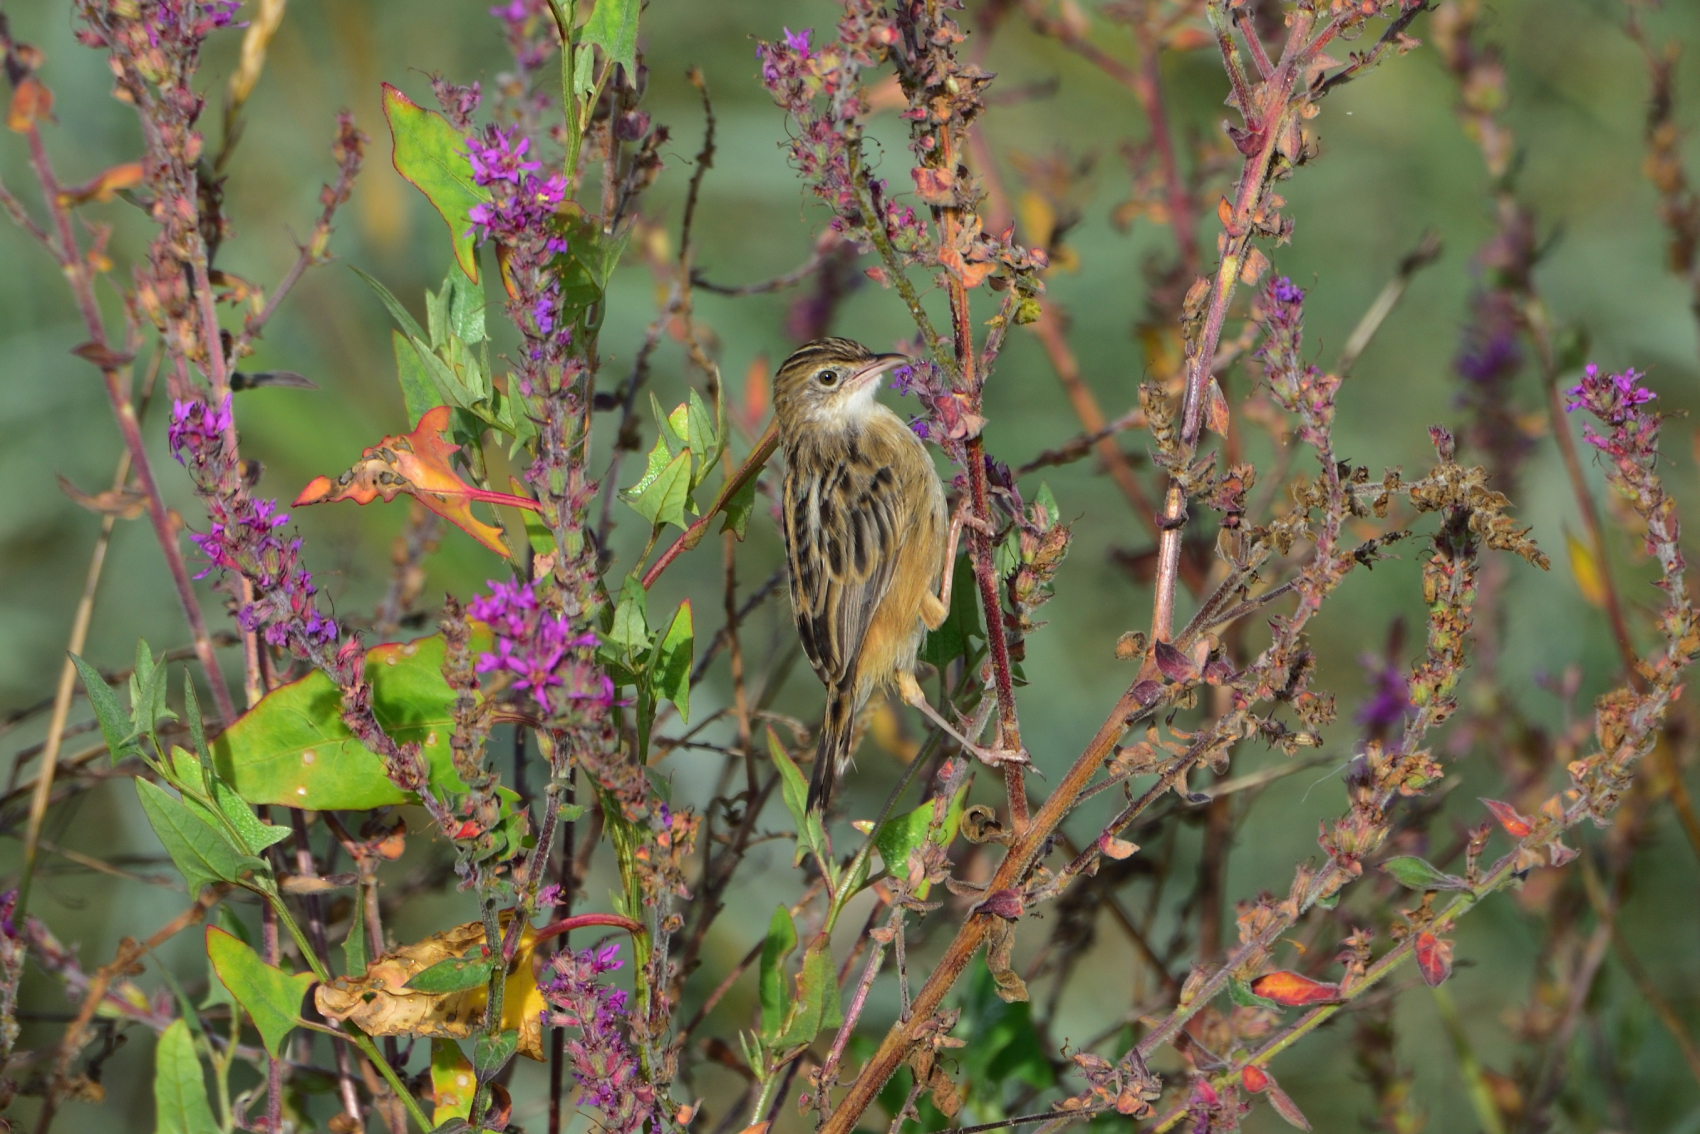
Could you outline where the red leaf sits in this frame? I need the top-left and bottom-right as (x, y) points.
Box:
(1414, 931), (1453, 988)
(295, 406), (539, 556)
(1481, 798), (1532, 838)
(1241, 1064), (1270, 1093)
(6, 78), (52, 133)
(1266, 1081), (1313, 1131)
(1153, 638), (1199, 683)
(1249, 971), (1340, 1006)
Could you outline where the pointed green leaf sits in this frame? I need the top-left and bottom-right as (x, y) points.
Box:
(1380, 855), (1470, 892)
(206, 927), (314, 1058)
(608, 575), (651, 655)
(759, 904), (797, 1044)
(873, 786), (967, 898)
(474, 1029), (520, 1076)
(581, 0), (640, 75)
(129, 640), (174, 742)
(342, 905), (368, 978)
(200, 906), (249, 1012)
(572, 43), (596, 97)
(394, 329), (438, 428)
(653, 601), (693, 722)
(70, 653), (137, 764)
(684, 389), (720, 485)
(769, 728), (809, 836)
(213, 632), (494, 812)
(154, 1019), (220, 1134)
(351, 264), (431, 346)
(137, 778), (266, 895)
(775, 940), (842, 1049)
(624, 449), (692, 529)
(170, 748), (291, 855)
(382, 83), (488, 281)
(719, 476), (759, 541)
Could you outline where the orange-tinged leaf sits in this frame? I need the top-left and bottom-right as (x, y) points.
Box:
(7, 78), (51, 133)
(294, 405), (539, 556)
(1481, 798), (1532, 838)
(1249, 971), (1340, 1006)
(742, 354), (770, 435)
(1241, 1063), (1270, 1093)
(1414, 931), (1453, 987)
(59, 162), (144, 206)
(1565, 529), (1606, 608)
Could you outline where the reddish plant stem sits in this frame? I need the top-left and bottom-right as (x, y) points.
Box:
(20, 124), (237, 726)
(1150, 9), (1326, 643)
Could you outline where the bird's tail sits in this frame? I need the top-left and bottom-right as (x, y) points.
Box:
(807, 685), (858, 813)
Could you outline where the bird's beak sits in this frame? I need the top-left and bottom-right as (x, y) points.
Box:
(847, 353), (910, 391)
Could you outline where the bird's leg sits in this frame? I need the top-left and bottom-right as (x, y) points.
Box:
(921, 498), (992, 630)
(896, 671), (1031, 770)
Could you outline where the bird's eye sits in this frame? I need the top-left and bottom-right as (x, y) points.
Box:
(817, 368), (840, 387)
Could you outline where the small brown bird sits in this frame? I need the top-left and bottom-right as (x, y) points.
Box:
(774, 337), (1017, 811)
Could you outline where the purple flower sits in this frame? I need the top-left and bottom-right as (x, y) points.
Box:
(468, 578), (601, 714)
(1269, 276), (1304, 305)
(168, 394), (233, 458)
(540, 943), (663, 1133)
(1356, 655), (1412, 735)
(782, 27), (813, 56)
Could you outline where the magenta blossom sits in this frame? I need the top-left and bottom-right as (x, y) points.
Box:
(468, 578), (604, 713)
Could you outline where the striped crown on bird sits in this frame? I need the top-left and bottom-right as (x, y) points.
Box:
(773, 337), (1025, 812)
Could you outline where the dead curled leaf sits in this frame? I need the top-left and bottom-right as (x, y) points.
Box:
(294, 405), (540, 556)
(314, 915), (547, 1060)
(57, 474), (147, 520)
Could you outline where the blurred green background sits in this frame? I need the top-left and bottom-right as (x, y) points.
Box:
(2, 0), (1699, 1130)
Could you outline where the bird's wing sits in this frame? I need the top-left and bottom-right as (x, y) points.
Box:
(784, 449), (907, 692)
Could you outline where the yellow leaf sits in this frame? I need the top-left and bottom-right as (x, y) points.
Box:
(315, 914), (547, 1060)
(1566, 529), (1606, 608)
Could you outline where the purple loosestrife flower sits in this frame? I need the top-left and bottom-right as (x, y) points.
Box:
(1565, 364), (1659, 461)
(1455, 291), (1522, 386)
(1253, 276), (1338, 447)
(1356, 654), (1413, 737)
(468, 578), (603, 713)
(540, 943), (663, 1133)
(169, 393), (338, 652)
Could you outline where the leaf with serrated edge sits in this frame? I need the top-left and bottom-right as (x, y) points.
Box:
(206, 927), (314, 1058)
(625, 449), (692, 529)
(154, 1018), (220, 1134)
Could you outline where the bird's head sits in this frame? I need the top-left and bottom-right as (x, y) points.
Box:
(772, 337), (909, 434)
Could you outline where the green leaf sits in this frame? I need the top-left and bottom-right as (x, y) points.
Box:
(758, 905), (797, 1044)
(70, 653), (137, 764)
(170, 747), (291, 855)
(767, 728), (829, 867)
(426, 270), (487, 350)
(342, 905), (368, 978)
(154, 1019), (220, 1134)
(920, 555), (985, 670)
(626, 448), (692, 529)
(394, 329), (438, 428)
(652, 601), (693, 722)
(381, 83), (489, 282)
(206, 926), (314, 1058)
(431, 1039), (476, 1125)
(351, 264), (431, 346)
(129, 639), (174, 743)
(199, 906), (249, 1012)
(954, 959), (1054, 1099)
(719, 475), (758, 540)
(580, 0), (641, 76)
(663, 398), (690, 455)
(558, 801), (587, 822)
(1380, 855), (1470, 892)
(137, 778), (266, 895)
(406, 949), (497, 994)
(608, 575), (651, 655)
(571, 43), (596, 97)
(873, 786), (967, 898)
(213, 632), (489, 812)
(474, 1029), (519, 1076)
(775, 940), (842, 1049)
(1228, 976), (1280, 1011)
